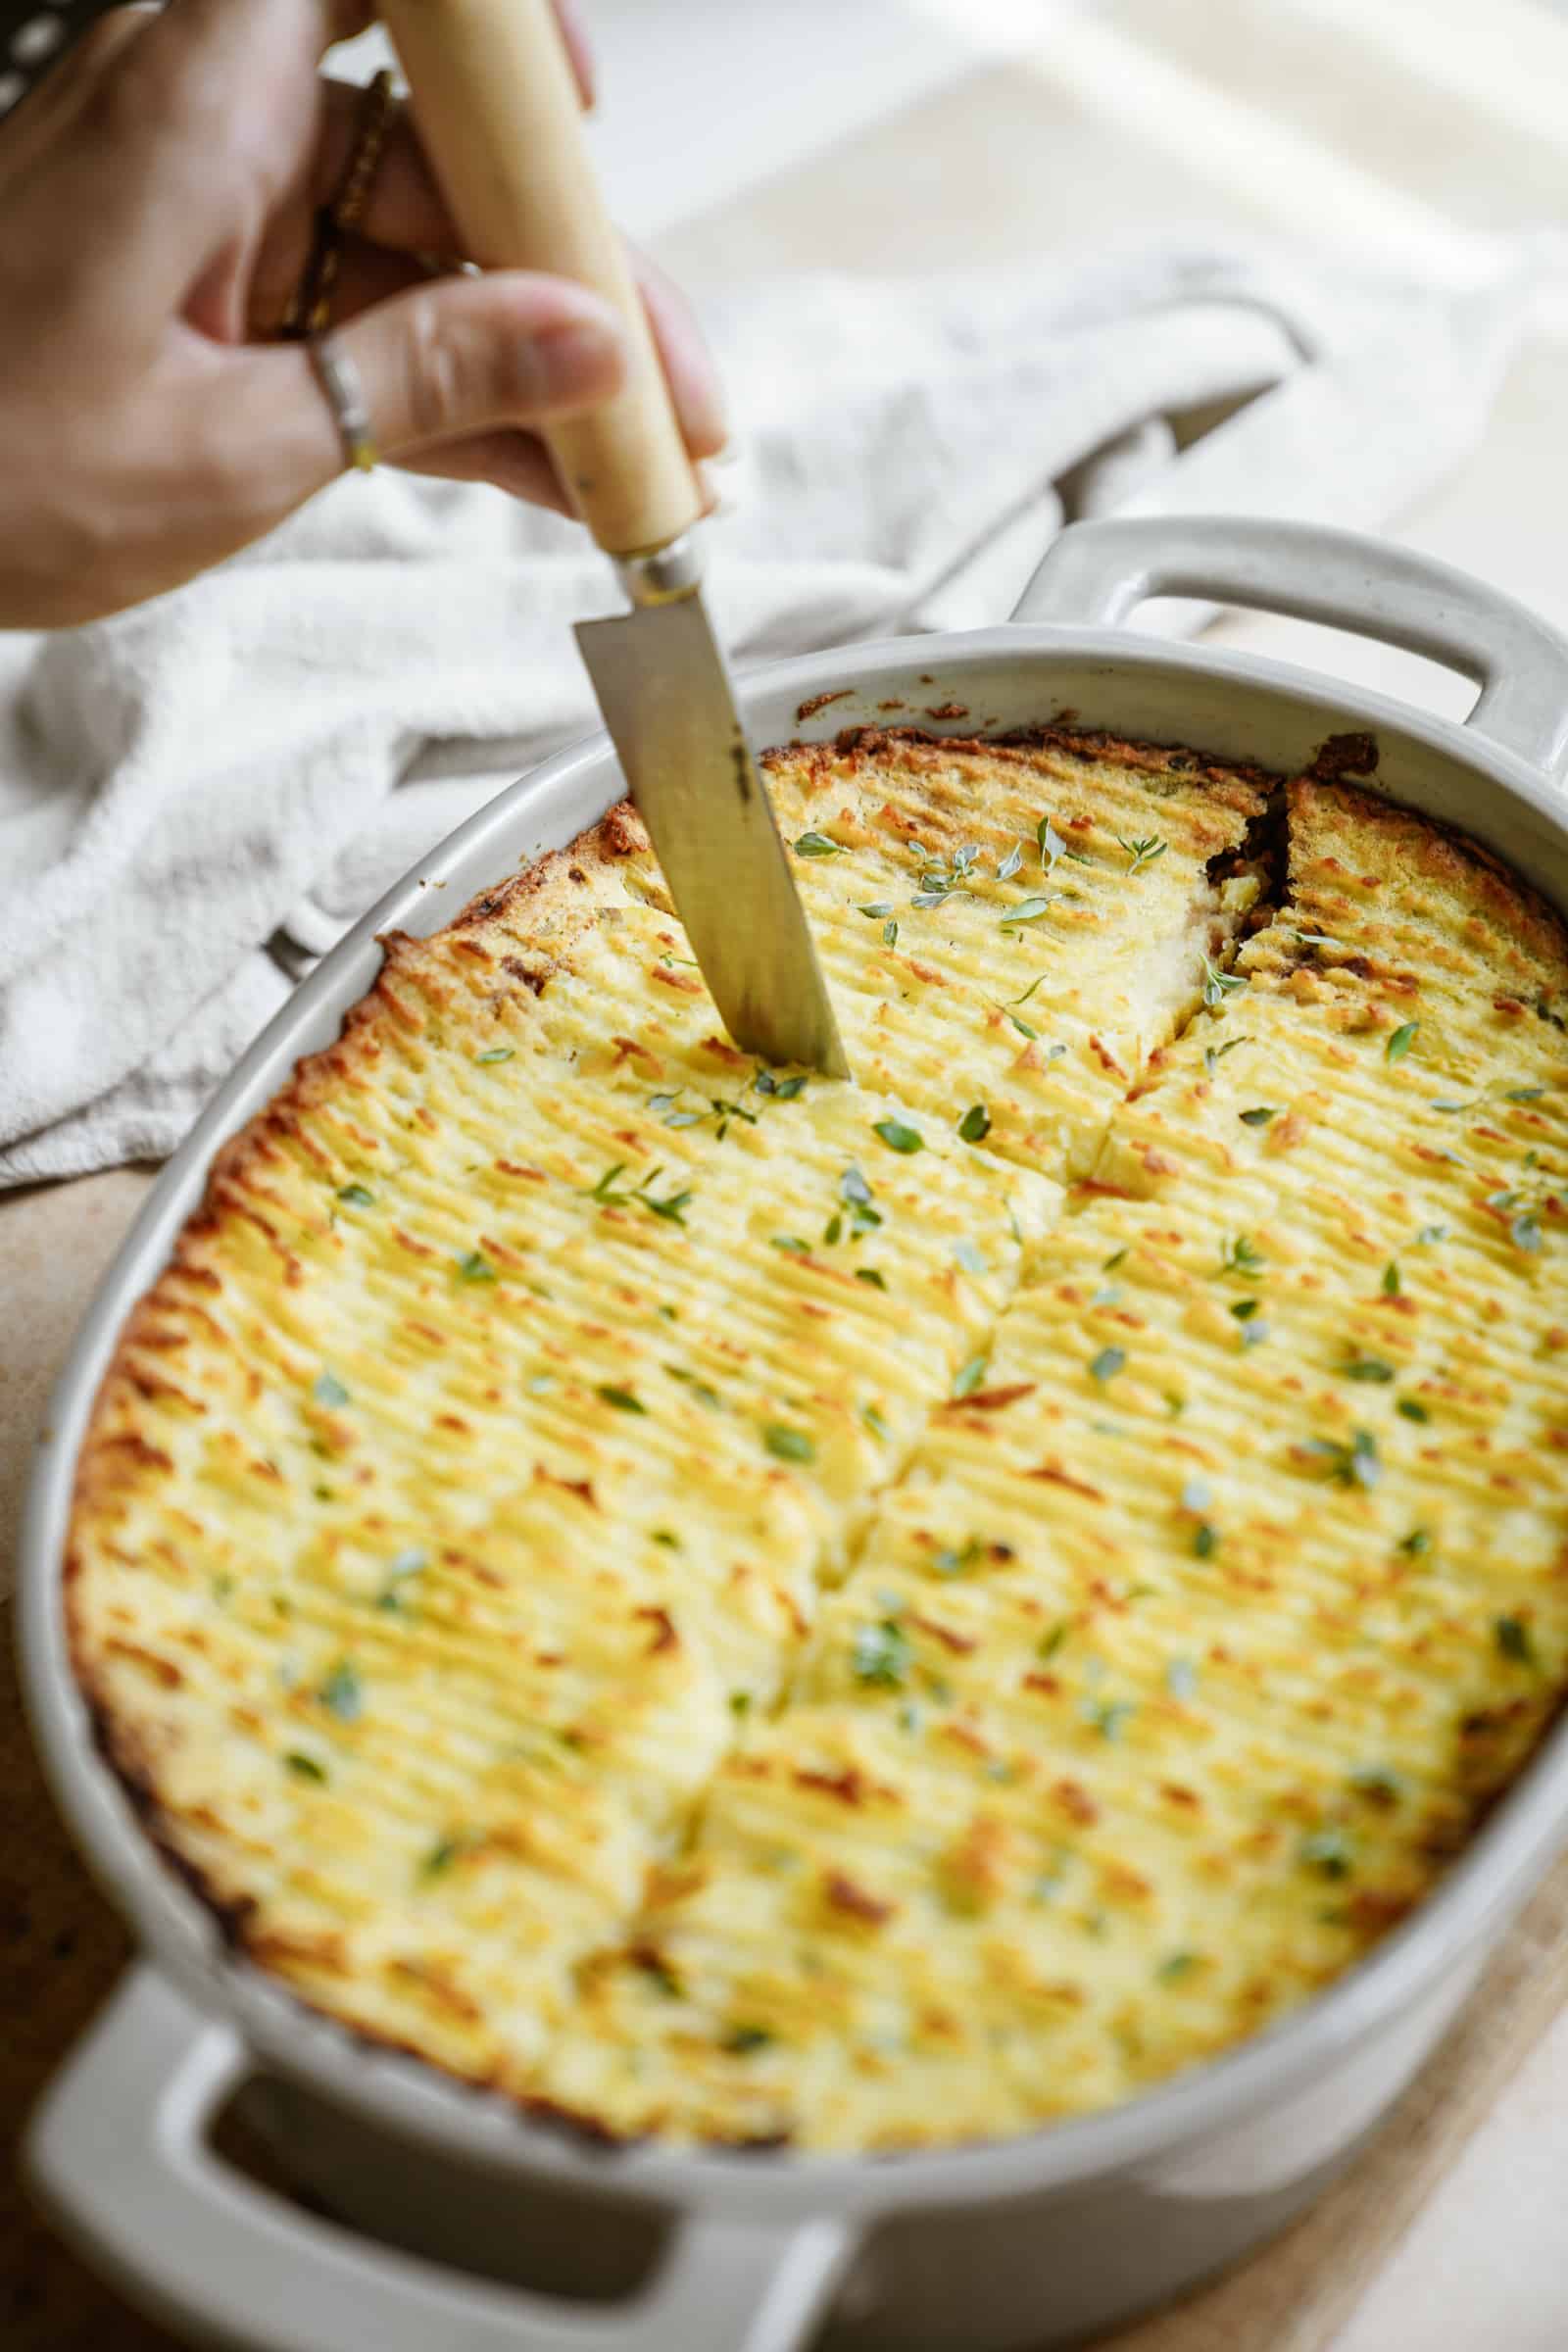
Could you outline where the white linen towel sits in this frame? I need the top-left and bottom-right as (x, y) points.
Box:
(0, 238), (1552, 1185)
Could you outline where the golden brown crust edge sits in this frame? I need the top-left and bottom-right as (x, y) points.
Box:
(1288, 775), (1568, 1004)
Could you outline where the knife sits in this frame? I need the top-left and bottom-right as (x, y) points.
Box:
(379, 0), (850, 1080)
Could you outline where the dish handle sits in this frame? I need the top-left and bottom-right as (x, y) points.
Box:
(1012, 514), (1568, 778)
(25, 1965), (856, 2352)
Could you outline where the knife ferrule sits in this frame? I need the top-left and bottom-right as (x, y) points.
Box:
(613, 535), (704, 610)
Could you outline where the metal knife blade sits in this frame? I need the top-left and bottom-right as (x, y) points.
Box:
(380, 0), (846, 1075)
(577, 581), (851, 1081)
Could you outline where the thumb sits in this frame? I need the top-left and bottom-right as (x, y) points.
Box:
(228, 270), (625, 511)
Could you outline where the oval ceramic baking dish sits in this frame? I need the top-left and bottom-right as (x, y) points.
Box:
(21, 515), (1568, 2352)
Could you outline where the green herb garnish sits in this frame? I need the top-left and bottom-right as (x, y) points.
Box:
(792, 830), (842, 858)
(836, 1163), (882, 1241)
(1238, 1105), (1278, 1128)
(1308, 1428), (1381, 1491)
(456, 1250), (497, 1283)
(336, 1183), (375, 1208)
(763, 1423), (815, 1463)
(285, 1752), (327, 1784)
(873, 1117), (923, 1154)
(958, 1103), (992, 1144)
(934, 1538), (985, 1579)
(1200, 956), (1246, 1008)
(1344, 1356), (1396, 1384)
(377, 1547), (427, 1611)
(1089, 1346), (1126, 1384)
(420, 1834), (469, 1881)
(953, 1355), (989, 1399)
(1382, 1260), (1401, 1298)
(1220, 1234), (1265, 1280)
(597, 1384), (648, 1414)
(853, 1619), (912, 1688)
(1495, 1615), (1539, 1667)
(724, 2025), (773, 2055)
(473, 1045), (514, 1065)
(313, 1370), (350, 1409)
(1204, 1036), (1251, 1076)
(1385, 1022), (1419, 1065)
(1157, 1952), (1198, 1984)
(319, 1660), (363, 1723)
(1194, 1523), (1218, 1558)
(909, 841), (982, 907)
(583, 1163), (694, 1227)
(1118, 835), (1168, 874)
(1396, 1397), (1430, 1423)
(1298, 1828), (1354, 1880)
(856, 1267), (888, 1290)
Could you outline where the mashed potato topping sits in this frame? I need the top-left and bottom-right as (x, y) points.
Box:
(71, 731), (1568, 2149)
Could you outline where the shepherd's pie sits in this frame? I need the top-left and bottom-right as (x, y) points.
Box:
(70, 727), (1568, 2150)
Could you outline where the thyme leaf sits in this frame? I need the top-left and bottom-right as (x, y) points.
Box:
(763, 1423), (815, 1463)
(853, 1619), (911, 1688)
(1118, 834), (1168, 874)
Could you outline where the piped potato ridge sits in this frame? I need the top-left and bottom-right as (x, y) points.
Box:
(69, 727), (1568, 2151)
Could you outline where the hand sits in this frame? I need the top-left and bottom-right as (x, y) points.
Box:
(0, 0), (726, 628)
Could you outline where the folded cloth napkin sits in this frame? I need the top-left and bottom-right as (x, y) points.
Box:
(0, 236), (1552, 1186)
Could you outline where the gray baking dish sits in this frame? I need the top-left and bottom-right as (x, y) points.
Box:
(20, 515), (1568, 2352)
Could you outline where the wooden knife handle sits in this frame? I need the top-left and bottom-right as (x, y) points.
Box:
(379, 0), (704, 558)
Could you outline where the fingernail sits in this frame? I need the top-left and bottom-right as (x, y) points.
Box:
(694, 463), (742, 520)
